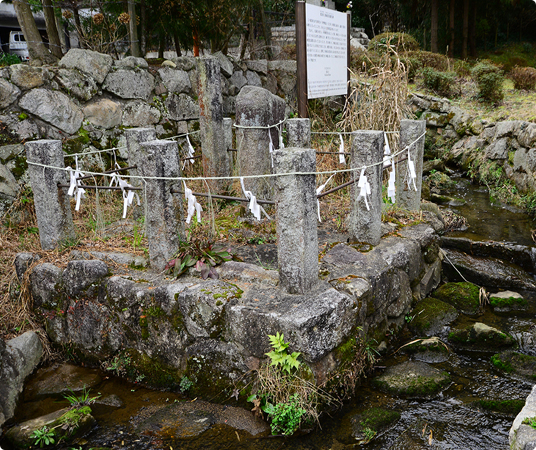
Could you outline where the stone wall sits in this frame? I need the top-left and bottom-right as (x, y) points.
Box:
(0, 49), (298, 212)
(15, 220), (442, 397)
(409, 93), (536, 195)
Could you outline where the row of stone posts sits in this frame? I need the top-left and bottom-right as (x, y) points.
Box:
(24, 57), (425, 295)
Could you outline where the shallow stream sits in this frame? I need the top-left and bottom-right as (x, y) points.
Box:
(2, 180), (536, 450)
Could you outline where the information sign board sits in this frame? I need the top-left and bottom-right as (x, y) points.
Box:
(305, 3), (348, 99)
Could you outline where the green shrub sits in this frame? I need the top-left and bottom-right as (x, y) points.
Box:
(0, 53), (21, 66)
(471, 61), (504, 103)
(453, 59), (472, 78)
(510, 66), (536, 91)
(400, 56), (423, 82)
(402, 50), (449, 71)
(422, 67), (456, 97)
(368, 32), (419, 54)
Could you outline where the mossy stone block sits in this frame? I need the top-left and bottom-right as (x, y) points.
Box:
(409, 297), (458, 336)
(432, 282), (480, 315)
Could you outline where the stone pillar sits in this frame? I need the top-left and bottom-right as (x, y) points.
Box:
(286, 118), (311, 148)
(138, 140), (183, 270)
(348, 131), (383, 246)
(273, 147), (318, 294)
(125, 127), (157, 187)
(396, 119), (426, 211)
(25, 140), (76, 250)
(198, 57), (229, 192)
(235, 85), (286, 199)
(223, 118), (233, 151)
(125, 127), (157, 220)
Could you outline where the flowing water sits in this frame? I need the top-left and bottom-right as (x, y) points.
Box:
(2, 179), (536, 450)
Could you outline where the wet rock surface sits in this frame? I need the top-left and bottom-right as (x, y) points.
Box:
(373, 360), (451, 398)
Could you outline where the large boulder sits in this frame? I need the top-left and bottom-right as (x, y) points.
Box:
(0, 78), (20, 108)
(408, 297), (458, 336)
(104, 69), (155, 100)
(372, 360), (450, 398)
(83, 98), (122, 129)
(10, 64), (46, 90)
(0, 332), (43, 429)
(59, 48), (113, 84)
(54, 68), (98, 101)
(122, 100), (160, 126)
(19, 88), (83, 134)
(448, 322), (516, 350)
(432, 281), (481, 315)
(441, 249), (536, 291)
(164, 93), (199, 120)
(158, 67), (191, 94)
(510, 385), (536, 450)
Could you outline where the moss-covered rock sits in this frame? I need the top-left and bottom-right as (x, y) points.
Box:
(373, 360), (450, 398)
(337, 407), (401, 445)
(491, 351), (536, 380)
(4, 406), (96, 449)
(476, 399), (525, 415)
(403, 336), (450, 363)
(490, 291), (527, 312)
(448, 322), (516, 350)
(432, 282), (481, 315)
(408, 298), (458, 336)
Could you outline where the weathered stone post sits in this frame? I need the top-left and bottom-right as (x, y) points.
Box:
(137, 140), (183, 270)
(273, 147), (318, 294)
(348, 131), (384, 246)
(396, 119), (426, 211)
(286, 118), (311, 148)
(125, 128), (157, 218)
(235, 86), (286, 199)
(25, 140), (76, 250)
(198, 57), (229, 192)
(223, 117), (233, 151)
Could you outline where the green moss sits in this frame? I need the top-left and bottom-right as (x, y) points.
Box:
(60, 406), (92, 428)
(478, 399), (524, 415)
(128, 348), (182, 389)
(146, 305), (165, 317)
(409, 297), (458, 335)
(448, 325), (515, 348)
(490, 296), (527, 308)
(432, 282), (480, 315)
(215, 300), (223, 306)
(359, 408), (401, 432)
(491, 353), (514, 373)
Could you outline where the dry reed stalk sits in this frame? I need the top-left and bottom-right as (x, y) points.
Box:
(338, 48), (412, 153)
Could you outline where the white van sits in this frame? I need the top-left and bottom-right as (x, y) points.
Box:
(9, 31), (29, 61)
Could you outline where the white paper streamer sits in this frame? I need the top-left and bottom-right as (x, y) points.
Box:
(407, 148), (417, 191)
(186, 134), (195, 165)
(268, 131), (275, 168)
(240, 177), (261, 221)
(109, 166), (140, 218)
(278, 124), (285, 149)
(388, 160), (396, 203)
(384, 132), (391, 155)
(184, 181), (203, 224)
(67, 156), (86, 211)
(338, 134), (346, 164)
(357, 168), (371, 211)
(316, 175), (334, 222)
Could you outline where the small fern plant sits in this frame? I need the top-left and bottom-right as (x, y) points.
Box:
(265, 332), (301, 374)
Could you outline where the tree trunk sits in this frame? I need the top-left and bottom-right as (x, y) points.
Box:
(449, 0), (455, 57)
(462, 0), (469, 59)
(469, 0), (476, 58)
(140, 0), (146, 56)
(431, 0), (438, 53)
(73, 7), (84, 48)
(13, 0), (56, 64)
(258, 0), (272, 59)
(158, 34), (165, 58)
(173, 31), (182, 57)
(128, 0), (140, 57)
(42, 0), (63, 58)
